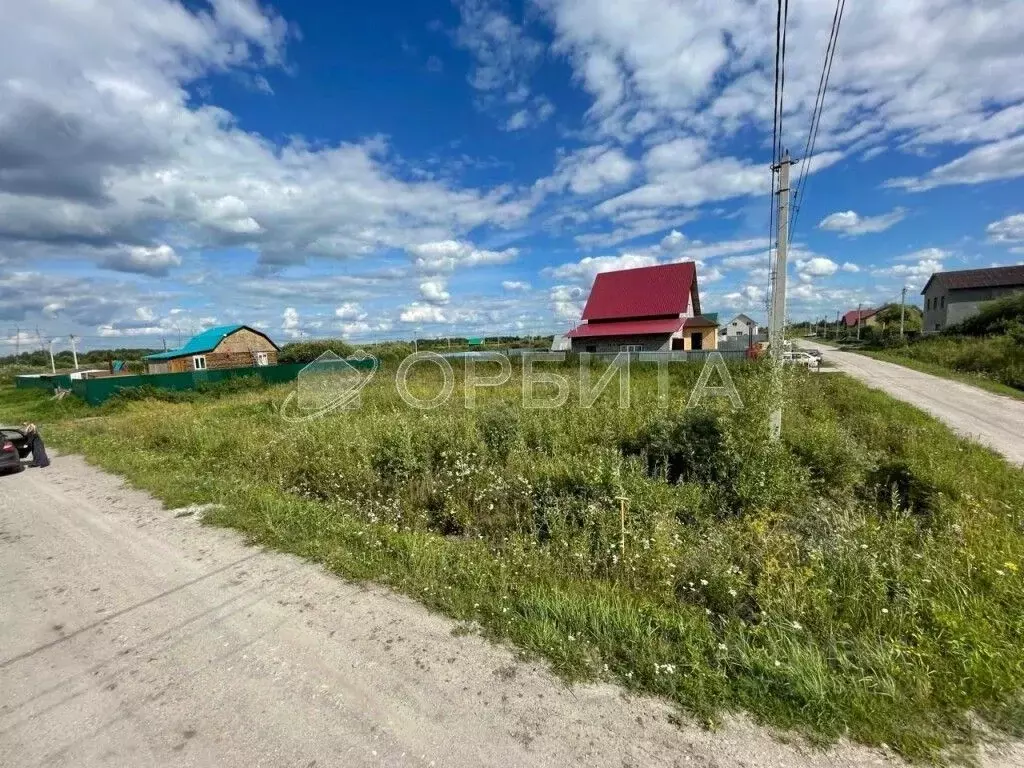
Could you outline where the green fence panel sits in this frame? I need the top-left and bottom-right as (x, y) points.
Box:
(73, 363), (319, 406)
(15, 374), (73, 390)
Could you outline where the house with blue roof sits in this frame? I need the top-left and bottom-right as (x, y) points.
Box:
(144, 325), (279, 374)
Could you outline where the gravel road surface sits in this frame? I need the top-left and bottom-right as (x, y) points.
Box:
(797, 340), (1024, 464)
(2, 455), (1020, 767)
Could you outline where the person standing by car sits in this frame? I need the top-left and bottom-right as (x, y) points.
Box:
(22, 423), (50, 468)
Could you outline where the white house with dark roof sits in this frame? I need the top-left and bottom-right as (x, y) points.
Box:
(720, 313), (760, 340)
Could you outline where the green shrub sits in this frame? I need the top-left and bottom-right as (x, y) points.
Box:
(950, 291), (1024, 336)
(278, 339), (355, 364)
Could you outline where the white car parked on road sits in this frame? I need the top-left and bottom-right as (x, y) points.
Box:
(782, 351), (820, 369)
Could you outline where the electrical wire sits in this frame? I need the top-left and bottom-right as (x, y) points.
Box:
(766, 0), (787, 302)
(790, 0), (847, 236)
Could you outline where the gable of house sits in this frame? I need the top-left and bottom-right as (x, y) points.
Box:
(580, 262), (699, 321)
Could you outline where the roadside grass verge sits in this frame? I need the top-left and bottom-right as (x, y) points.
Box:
(858, 349), (1024, 401)
(16, 363), (1024, 762)
(0, 385), (92, 423)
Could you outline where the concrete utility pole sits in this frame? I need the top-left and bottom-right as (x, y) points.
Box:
(899, 286), (907, 339)
(48, 339), (57, 374)
(768, 150), (792, 441)
(835, 310), (840, 339)
(856, 302), (863, 341)
(769, 150), (792, 362)
(14, 325), (20, 357)
(69, 334), (79, 370)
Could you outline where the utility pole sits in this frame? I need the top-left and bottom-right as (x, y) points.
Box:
(769, 150), (792, 361)
(14, 325), (19, 357)
(835, 310), (840, 339)
(899, 286), (907, 339)
(69, 334), (79, 370)
(768, 150), (792, 440)
(48, 339), (57, 374)
(856, 302), (863, 341)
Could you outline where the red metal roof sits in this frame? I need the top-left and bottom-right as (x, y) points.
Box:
(842, 308), (878, 328)
(566, 318), (684, 339)
(580, 262), (697, 321)
(920, 265), (1024, 294)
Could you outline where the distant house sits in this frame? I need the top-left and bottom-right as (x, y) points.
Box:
(566, 262), (719, 353)
(842, 308), (880, 329)
(921, 265), (1024, 333)
(720, 313), (760, 340)
(144, 325), (279, 374)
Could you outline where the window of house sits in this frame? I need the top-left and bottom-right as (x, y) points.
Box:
(585, 345), (597, 353)
(192, 355), (207, 370)
(619, 344), (642, 352)
(256, 352), (269, 366)
(940, 296), (945, 308)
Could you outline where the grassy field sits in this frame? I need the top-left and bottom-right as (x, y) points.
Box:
(4, 360), (1024, 762)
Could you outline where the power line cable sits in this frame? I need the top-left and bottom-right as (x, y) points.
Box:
(766, 0), (787, 300)
(790, 0), (847, 236)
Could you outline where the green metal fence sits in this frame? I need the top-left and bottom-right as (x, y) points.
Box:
(68, 364), (308, 406)
(65, 358), (378, 406)
(15, 374), (73, 390)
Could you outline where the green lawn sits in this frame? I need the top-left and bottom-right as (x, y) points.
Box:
(3, 362), (1023, 763)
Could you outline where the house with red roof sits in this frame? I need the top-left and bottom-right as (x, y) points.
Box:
(565, 262), (719, 353)
(841, 308), (880, 329)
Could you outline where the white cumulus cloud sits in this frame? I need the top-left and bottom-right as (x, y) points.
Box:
(818, 208), (906, 236)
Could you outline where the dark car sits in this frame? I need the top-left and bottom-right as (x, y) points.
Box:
(0, 427), (30, 458)
(1, 428), (26, 474)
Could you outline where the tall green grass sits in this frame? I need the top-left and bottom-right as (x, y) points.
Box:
(18, 362), (1024, 761)
(865, 334), (1024, 395)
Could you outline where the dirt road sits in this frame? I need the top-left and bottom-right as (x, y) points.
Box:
(798, 340), (1024, 464)
(1, 456), (1019, 767)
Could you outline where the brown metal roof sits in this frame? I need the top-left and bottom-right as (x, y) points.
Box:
(681, 315), (719, 328)
(920, 265), (1024, 295)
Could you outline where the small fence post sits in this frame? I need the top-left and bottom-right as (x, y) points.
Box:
(615, 496), (629, 557)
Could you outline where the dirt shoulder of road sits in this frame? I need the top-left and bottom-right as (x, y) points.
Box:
(7, 453), (994, 768)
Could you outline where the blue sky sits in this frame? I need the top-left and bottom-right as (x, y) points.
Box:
(2, 0), (1023, 352)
